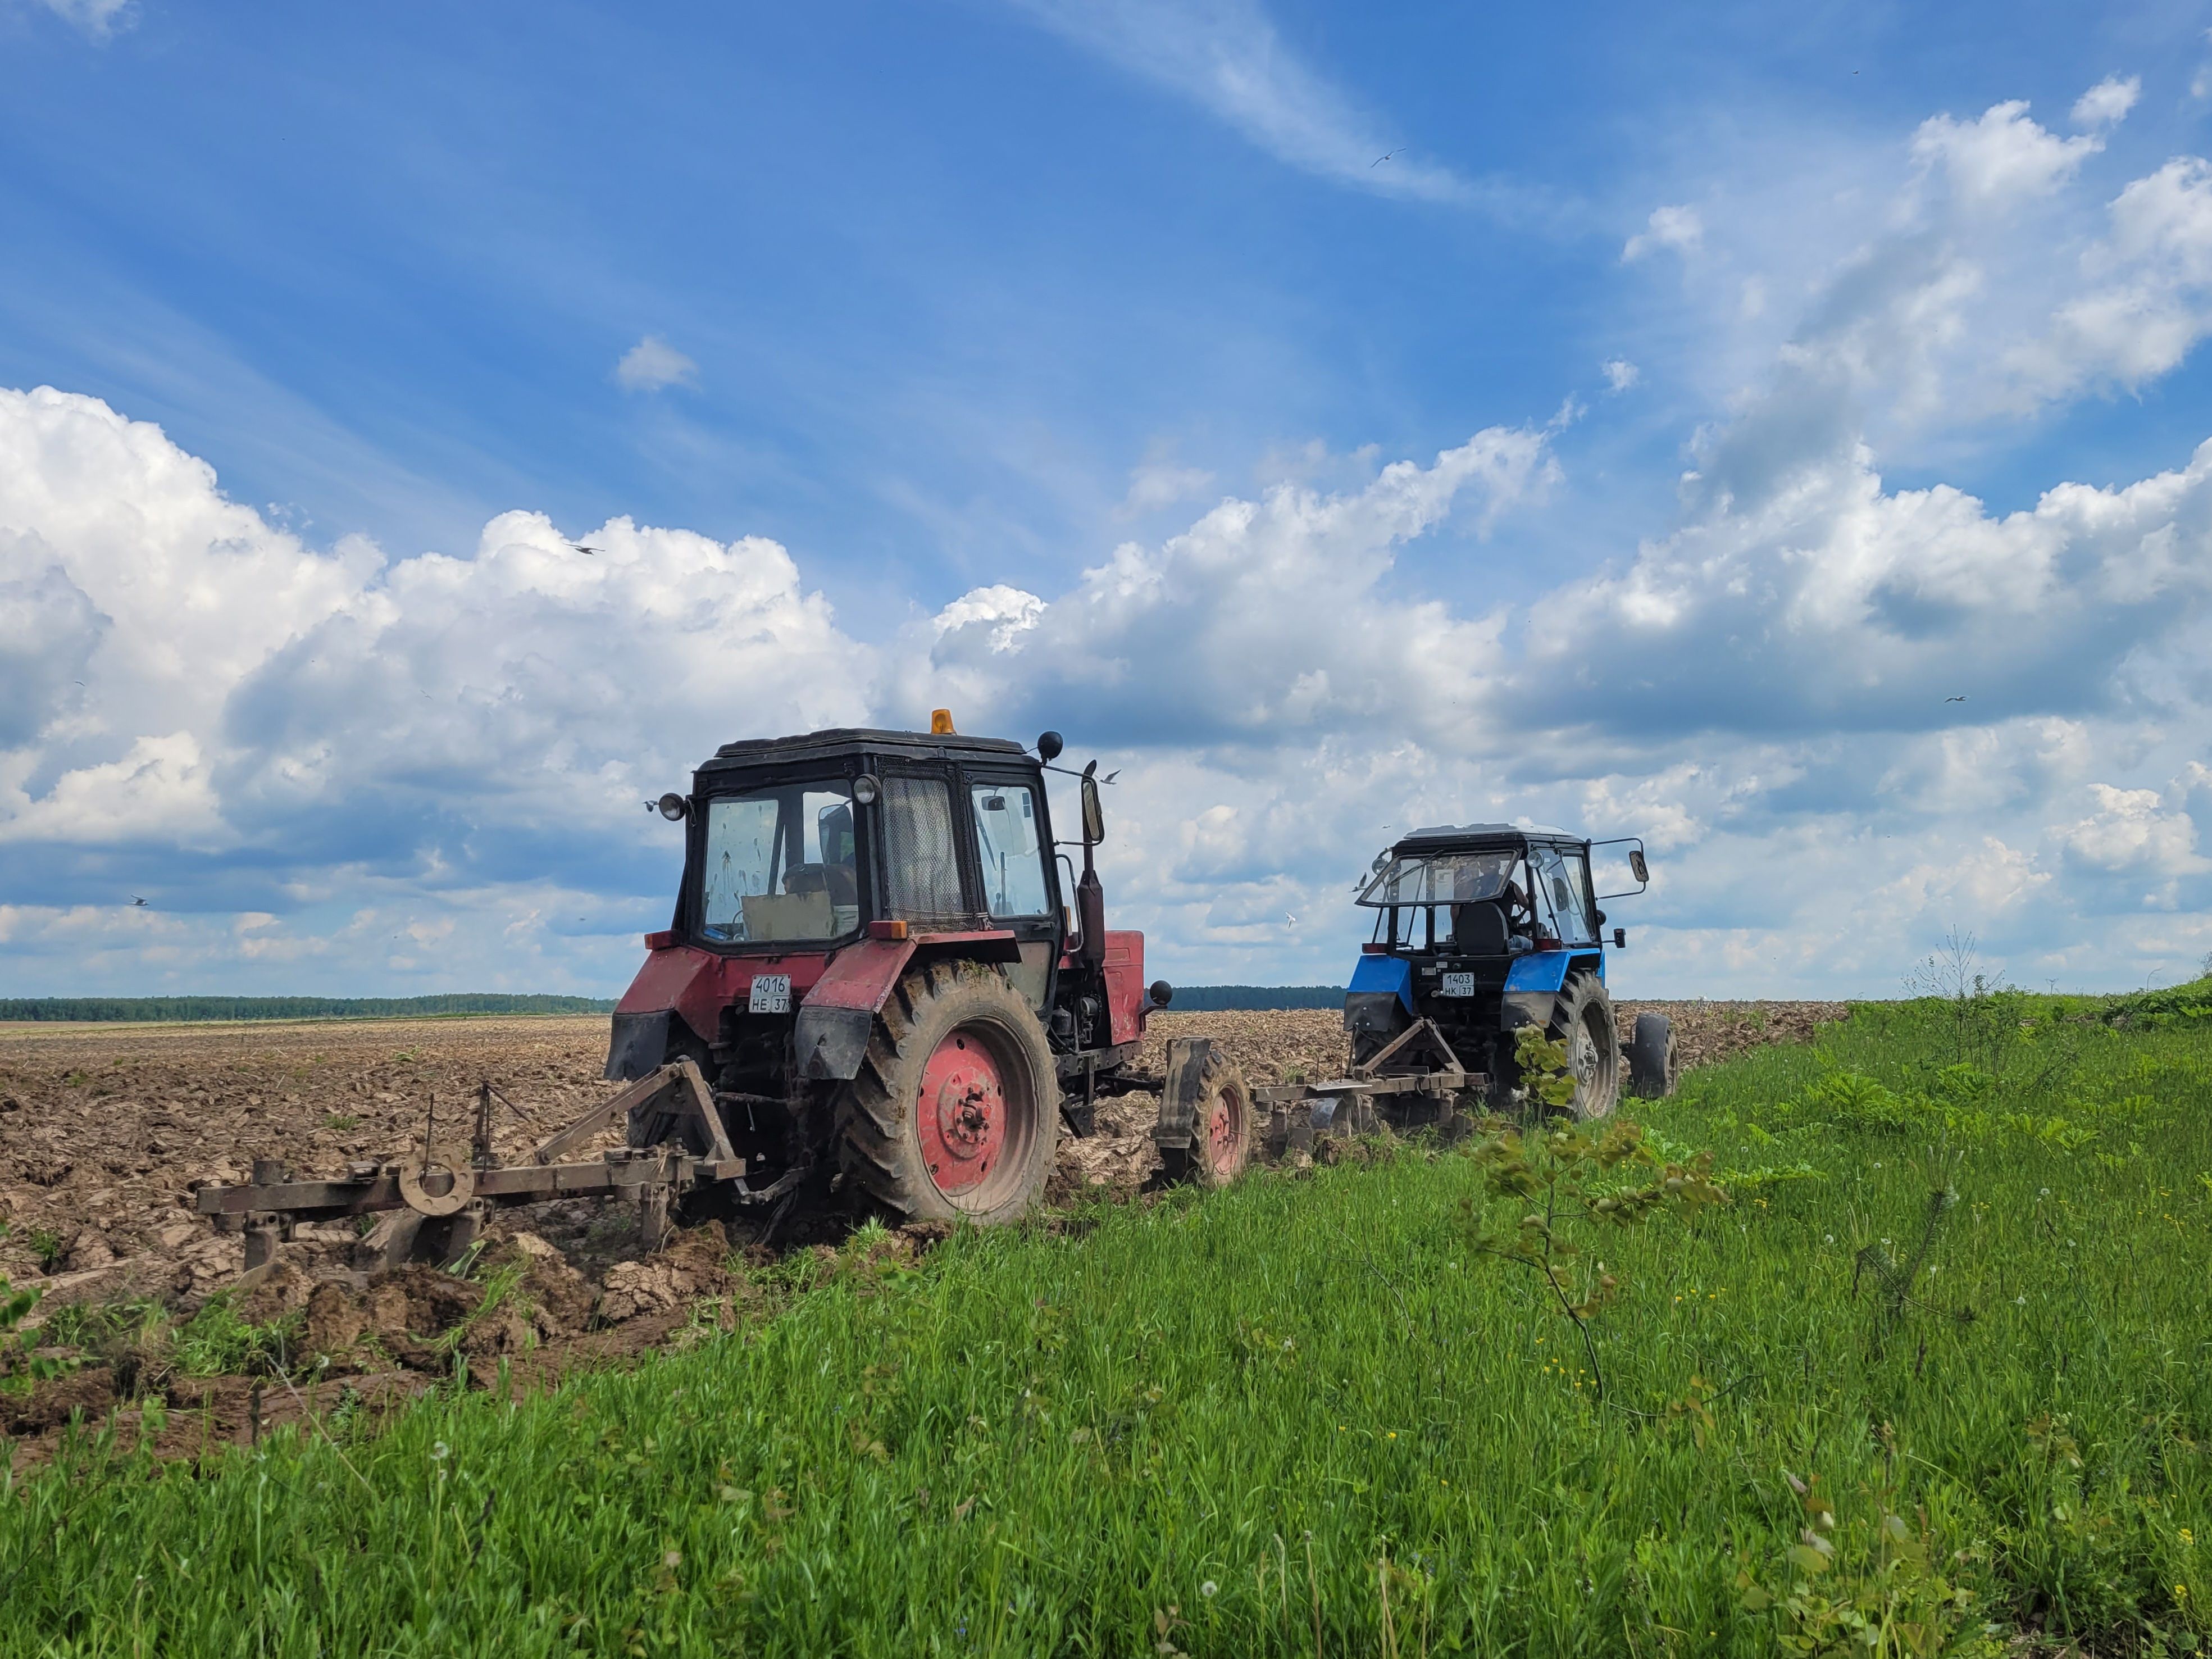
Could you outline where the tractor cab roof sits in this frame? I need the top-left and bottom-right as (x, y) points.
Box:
(1392, 822), (1586, 853)
(698, 726), (1032, 778)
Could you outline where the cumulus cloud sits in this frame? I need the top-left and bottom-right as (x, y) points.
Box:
(1002, 0), (1470, 203)
(614, 335), (698, 392)
(1601, 358), (1640, 393)
(1623, 204), (1702, 261)
(2072, 75), (2141, 131)
(0, 387), (867, 943)
(887, 425), (1555, 747)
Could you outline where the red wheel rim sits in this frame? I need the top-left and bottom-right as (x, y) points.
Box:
(917, 1026), (1007, 1199)
(1206, 1086), (1242, 1175)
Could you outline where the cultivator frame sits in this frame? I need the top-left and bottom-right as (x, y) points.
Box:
(192, 1060), (785, 1281)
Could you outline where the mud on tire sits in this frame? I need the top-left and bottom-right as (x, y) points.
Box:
(831, 960), (1059, 1225)
(1158, 1050), (1254, 1189)
(1553, 973), (1622, 1121)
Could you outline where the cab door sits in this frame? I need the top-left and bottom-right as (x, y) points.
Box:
(964, 773), (1061, 1010)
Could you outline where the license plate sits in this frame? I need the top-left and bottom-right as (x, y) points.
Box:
(1440, 971), (1476, 998)
(748, 974), (791, 1015)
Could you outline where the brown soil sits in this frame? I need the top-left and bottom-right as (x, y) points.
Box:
(2, 1001), (1850, 1466)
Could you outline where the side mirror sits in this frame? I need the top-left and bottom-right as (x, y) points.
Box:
(1628, 849), (1649, 884)
(1081, 762), (1105, 845)
(1036, 730), (1064, 763)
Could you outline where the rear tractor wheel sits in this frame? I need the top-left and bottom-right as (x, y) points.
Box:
(1553, 975), (1622, 1121)
(1626, 1012), (1678, 1100)
(831, 962), (1060, 1225)
(1159, 1051), (1255, 1188)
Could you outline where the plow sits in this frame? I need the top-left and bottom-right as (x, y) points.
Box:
(190, 715), (1668, 1285)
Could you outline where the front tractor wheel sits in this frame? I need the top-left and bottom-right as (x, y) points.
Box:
(1554, 975), (1622, 1121)
(1159, 1051), (1254, 1189)
(832, 962), (1060, 1225)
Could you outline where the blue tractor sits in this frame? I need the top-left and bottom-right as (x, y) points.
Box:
(1341, 823), (1674, 1120)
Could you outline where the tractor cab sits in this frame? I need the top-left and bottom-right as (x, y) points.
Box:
(1342, 824), (1673, 1116)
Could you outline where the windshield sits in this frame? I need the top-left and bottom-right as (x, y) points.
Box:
(698, 780), (858, 944)
(1356, 848), (1519, 908)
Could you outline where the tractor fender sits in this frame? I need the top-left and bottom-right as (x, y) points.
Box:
(1500, 949), (1603, 1029)
(1345, 953), (1414, 1031)
(792, 938), (919, 1081)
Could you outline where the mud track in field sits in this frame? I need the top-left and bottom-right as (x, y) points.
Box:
(2, 1002), (1846, 1466)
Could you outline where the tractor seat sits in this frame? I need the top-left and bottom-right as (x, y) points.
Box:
(785, 862), (859, 906)
(1449, 900), (1509, 956)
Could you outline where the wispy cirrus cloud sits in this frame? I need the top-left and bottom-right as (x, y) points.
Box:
(1002, 0), (1470, 203)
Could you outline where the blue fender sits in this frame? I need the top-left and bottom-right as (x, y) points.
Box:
(1347, 952), (1414, 1014)
(1504, 949), (1573, 995)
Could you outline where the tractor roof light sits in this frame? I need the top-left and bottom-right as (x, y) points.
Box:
(930, 708), (957, 734)
(852, 772), (881, 806)
(657, 793), (689, 822)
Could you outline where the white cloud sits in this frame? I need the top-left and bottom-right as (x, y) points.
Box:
(614, 335), (698, 393)
(1909, 101), (2100, 206)
(1601, 358), (1640, 393)
(35, 0), (131, 39)
(1119, 456), (1216, 516)
(2071, 75), (2141, 131)
(0, 387), (868, 944)
(1623, 204), (1702, 262)
(1003, 0), (1470, 203)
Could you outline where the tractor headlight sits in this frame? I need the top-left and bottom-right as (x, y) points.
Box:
(657, 793), (689, 822)
(853, 773), (881, 806)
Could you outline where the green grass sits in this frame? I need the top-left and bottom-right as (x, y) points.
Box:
(5, 995), (2212, 1656)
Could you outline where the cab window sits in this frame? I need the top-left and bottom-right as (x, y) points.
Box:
(1532, 844), (1597, 945)
(970, 783), (1050, 917)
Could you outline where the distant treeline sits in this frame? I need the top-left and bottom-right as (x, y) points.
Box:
(0, 994), (616, 1024)
(1169, 985), (1344, 1011)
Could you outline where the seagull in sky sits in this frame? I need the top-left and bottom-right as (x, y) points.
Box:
(130, 896), (148, 907)
(568, 542), (602, 556)
(1285, 912), (1298, 927)
(1372, 148), (1405, 167)
(1944, 695), (1967, 703)
(1102, 770), (1120, 785)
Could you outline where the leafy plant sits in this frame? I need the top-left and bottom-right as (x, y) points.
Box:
(1, 1257), (77, 1397)
(1462, 1093), (1728, 1401)
(1738, 1469), (1997, 1656)
(26, 1227), (65, 1272)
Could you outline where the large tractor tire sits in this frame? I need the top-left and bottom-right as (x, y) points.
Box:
(1554, 975), (1622, 1120)
(832, 961), (1060, 1225)
(1158, 1049), (1255, 1188)
(1626, 1012), (1678, 1099)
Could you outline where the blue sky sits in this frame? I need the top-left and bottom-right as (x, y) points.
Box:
(4, 0), (2212, 998)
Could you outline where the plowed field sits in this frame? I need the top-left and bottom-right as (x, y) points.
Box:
(0, 1001), (1846, 1297)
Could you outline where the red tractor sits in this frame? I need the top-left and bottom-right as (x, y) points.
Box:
(608, 716), (1254, 1225)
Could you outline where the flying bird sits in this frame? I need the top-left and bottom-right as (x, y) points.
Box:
(1102, 770), (1120, 785)
(568, 542), (602, 556)
(1285, 912), (1298, 927)
(130, 896), (149, 907)
(1372, 148), (1405, 167)
(1944, 695), (1967, 703)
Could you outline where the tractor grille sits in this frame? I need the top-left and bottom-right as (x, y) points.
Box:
(881, 775), (982, 928)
